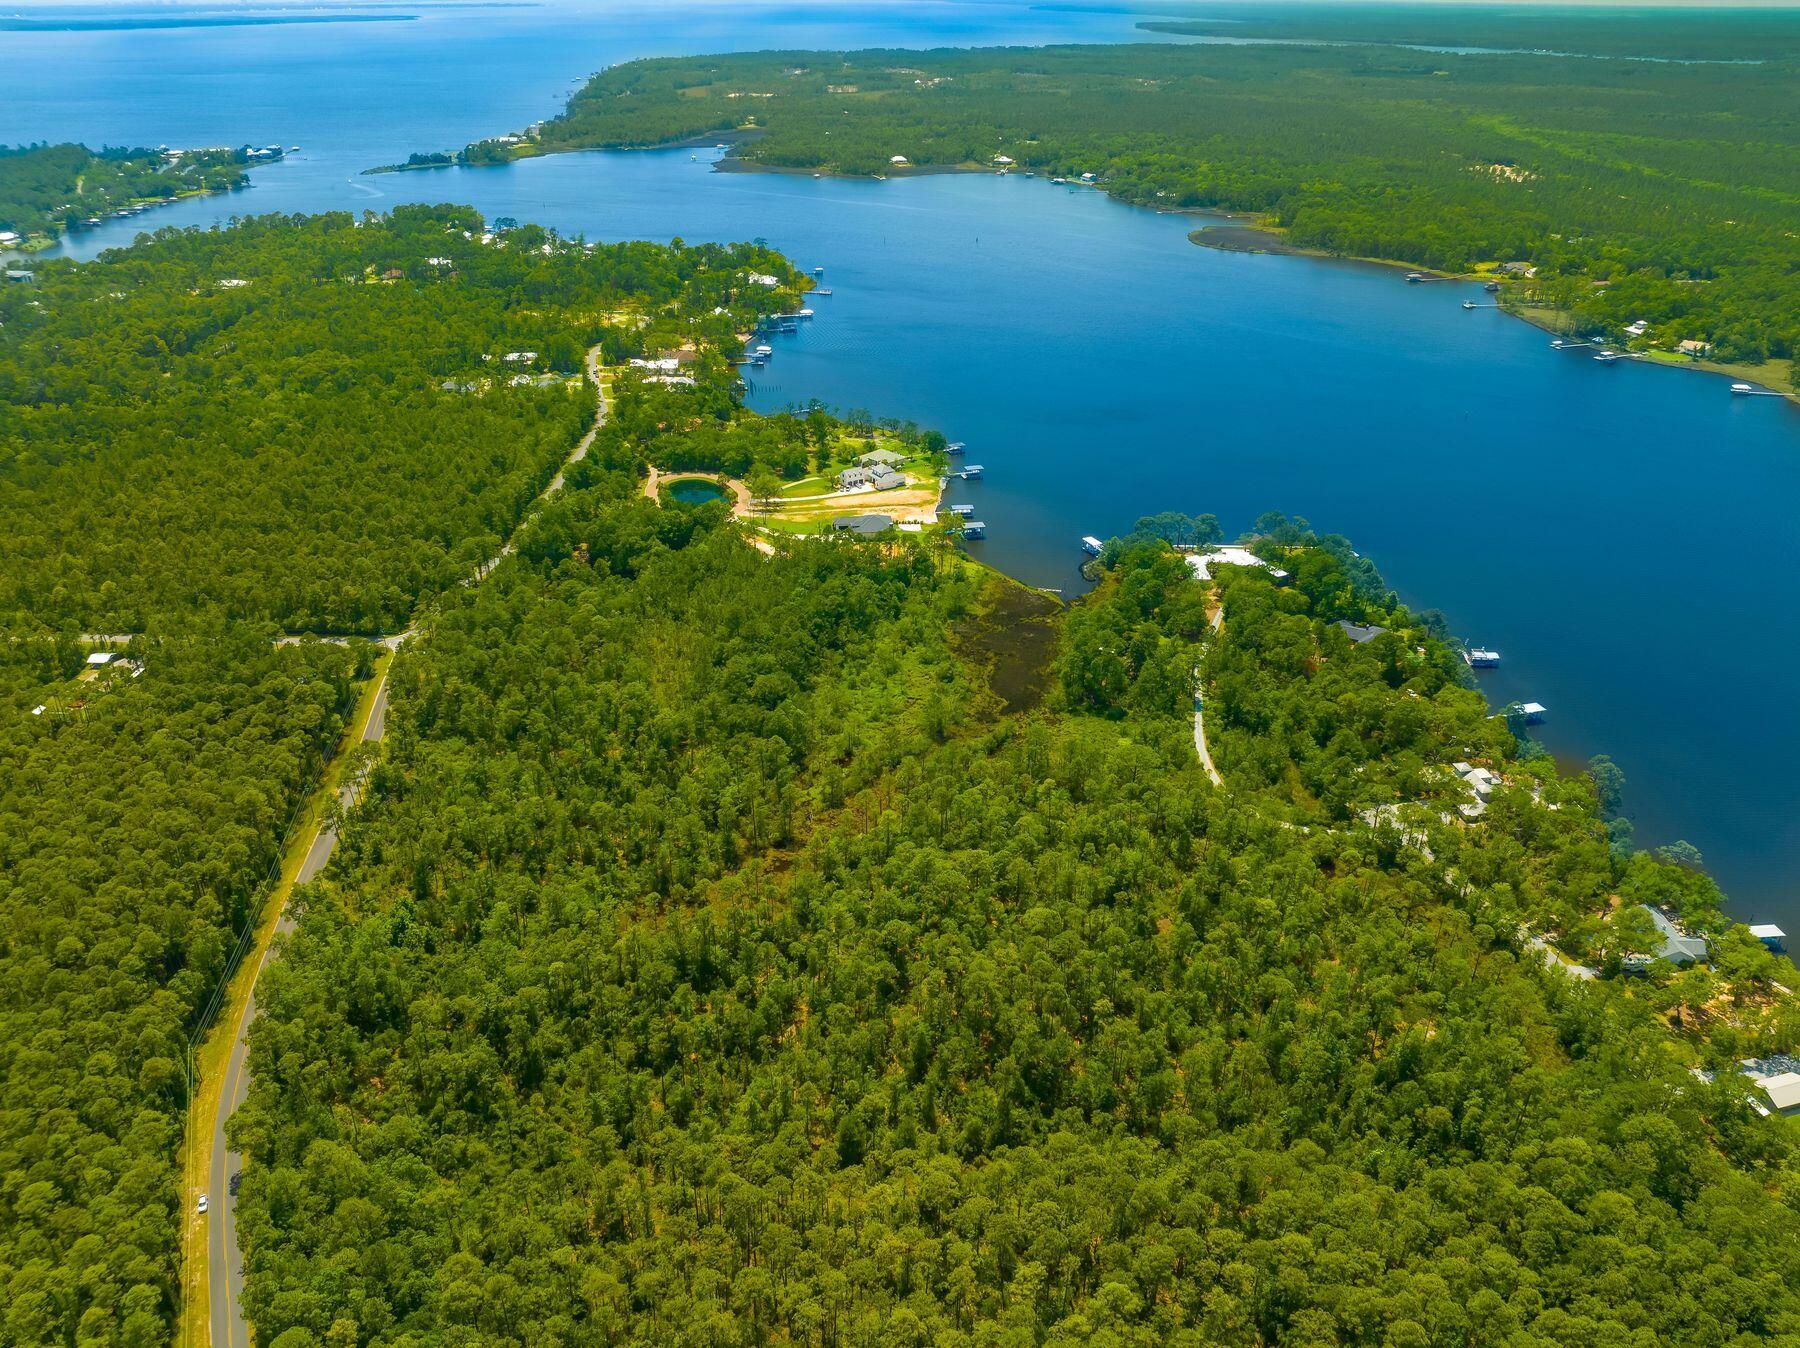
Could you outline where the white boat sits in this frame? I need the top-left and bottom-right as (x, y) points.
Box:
(1081, 536), (1103, 556)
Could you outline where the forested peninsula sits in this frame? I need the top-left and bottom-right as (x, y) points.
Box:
(0, 143), (254, 249)
(4, 205), (1800, 1346)
(439, 35), (1798, 391)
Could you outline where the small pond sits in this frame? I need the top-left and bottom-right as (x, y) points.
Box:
(664, 477), (728, 507)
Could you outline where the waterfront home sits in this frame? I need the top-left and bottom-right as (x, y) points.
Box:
(1452, 760), (1502, 820)
(1677, 339), (1713, 357)
(1498, 261), (1536, 277)
(629, 357), (684, 373)
(837, 465), (877, 490)
(1335, 620), (1386, 645)
(994, 155), (1014, 166)
(1626, 906), (1710, 969)
(1624, 319), (1650, 338)
(832, 513), (893, 535)
(746, 272), (780, 288)
(1186, 546), (1290, 583)
(890, 155), (910, 166)
(855, 447), (906, 468)
(869, 467), (905, 491)
(3, 269), (31, 284)
(1757, 1072), (1800, 1117)
(0, 230), (19, 246)
(503, 351), (538, 363)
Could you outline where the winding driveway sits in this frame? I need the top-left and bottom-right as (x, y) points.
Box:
(200, 347), (608, 1348)
(1194, 605), (1225, 787)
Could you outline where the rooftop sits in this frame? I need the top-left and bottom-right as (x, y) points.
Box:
(1187, 546), (1290, 583)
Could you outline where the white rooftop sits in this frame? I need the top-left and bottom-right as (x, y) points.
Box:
(1756, 1071), (1800, 1113)
(1749, 924), (1785, 939)
(1187, 546), (1289, 582)
(86, 651), (115, 666)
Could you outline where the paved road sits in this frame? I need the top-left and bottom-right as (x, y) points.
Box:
(205, 352), (604, 1348)
(208, 674), (389, 1347)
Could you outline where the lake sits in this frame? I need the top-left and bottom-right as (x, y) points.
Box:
(7, 2), (1799, 929)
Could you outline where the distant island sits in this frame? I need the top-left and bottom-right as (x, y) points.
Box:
(407, 18), (1798, 397)
(0, 142), (266, 251)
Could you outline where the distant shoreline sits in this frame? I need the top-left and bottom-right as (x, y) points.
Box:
(366, 136), (1796, 404)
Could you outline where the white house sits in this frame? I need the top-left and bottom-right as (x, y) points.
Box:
(1624, 319), (1650, 338)
(745, 272), (780, 287)
(85, 652), (116, 667)
(503, 351), (538, 363)
(1187, 546), (1290, 583)
(890, 155), (910, 166)
(993, 155), (1014, 166)
(0, 231), (20, 246)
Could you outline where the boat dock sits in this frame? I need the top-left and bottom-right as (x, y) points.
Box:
(952, 465), (984, 480)
(1465, 648), (1501, 668)
(1081, 535), (1103, 556)
(962, 521), (987, 540)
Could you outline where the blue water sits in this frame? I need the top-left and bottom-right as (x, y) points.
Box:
(665, 477), (729, 505)
(6, 3), (1799, 929)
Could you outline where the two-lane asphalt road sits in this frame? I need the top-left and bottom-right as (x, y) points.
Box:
(204, 352), (605, 1348)
(207, 673), (390, 1346)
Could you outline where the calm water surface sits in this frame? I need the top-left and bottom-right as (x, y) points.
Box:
(7, 3), (1798, 927)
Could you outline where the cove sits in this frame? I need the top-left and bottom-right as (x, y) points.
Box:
(9, 3), (1798, 929)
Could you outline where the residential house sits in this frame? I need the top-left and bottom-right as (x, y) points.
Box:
(1186, 546), (1290, 583)
(832, 513), (893, 535)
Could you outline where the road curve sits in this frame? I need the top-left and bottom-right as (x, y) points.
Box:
(205, 350), (605, 1348)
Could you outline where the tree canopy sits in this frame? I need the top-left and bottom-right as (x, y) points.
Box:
(468, 35), (1799, 370)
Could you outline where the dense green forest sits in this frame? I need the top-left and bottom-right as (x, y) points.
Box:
(0, 207), (804, 633)
(227, 371), (1800, 1343)
(0, 210), (804, 1348)
(0, 143), (250, 243)
(475, 39), (1799, 367)
(1130, 2), (1800, 63)
(0, 631), (363, 1346)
